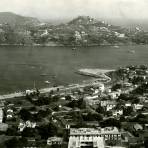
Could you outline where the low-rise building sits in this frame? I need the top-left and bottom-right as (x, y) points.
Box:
(125, 102), (132, 107)
(101, 100), (117, 111)
(68, 127), (121, 148)
(133, 104), (143, 110)
(133, 124), (143, 131)
(109, 91), (121, 100)
(112, 109), (123, 117)
(68, 135), (104, 148)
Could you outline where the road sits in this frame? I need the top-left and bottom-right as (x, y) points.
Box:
(0, 79), (104, 100)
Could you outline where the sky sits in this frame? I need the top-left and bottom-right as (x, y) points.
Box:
(0, 0), (148, 20)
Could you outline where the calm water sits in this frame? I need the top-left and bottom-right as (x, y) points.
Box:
(0, 45), (148, 94)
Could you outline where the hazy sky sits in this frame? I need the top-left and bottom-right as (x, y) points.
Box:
(0, 0), (148, 20)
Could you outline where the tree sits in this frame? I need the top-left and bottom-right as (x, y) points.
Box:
(6, 125), (19, 136)
(22, 128), (38, 138)
(65, 95), (72, 101)
(5, 137), (27, 148)
(37, 123), (57, 139)
(100, 118), (121, 128)
(123, 106), (133, 116)
(112, 83), (122, 91)
(96, 105), (105, 114)
(19, 108), (31, 121)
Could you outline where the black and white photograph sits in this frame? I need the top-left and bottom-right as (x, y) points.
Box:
(0, 0), (148, 147)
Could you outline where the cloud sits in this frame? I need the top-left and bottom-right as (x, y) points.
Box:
(0, 0), (147, 20)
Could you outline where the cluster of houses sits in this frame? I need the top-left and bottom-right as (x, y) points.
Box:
(0, 65), (148, 147)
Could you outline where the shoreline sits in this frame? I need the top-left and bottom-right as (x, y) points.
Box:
(76, 68), (115, 83)
(0, 68), (113, 100)
(0, 42), (142, 47)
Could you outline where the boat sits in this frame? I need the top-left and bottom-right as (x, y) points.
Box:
(44, 81), (50, 84)
(72, 47), (77, 50)
(113, 45), (119, 48)
(40, 73), (48, 76)
(128, 50), (135, 54)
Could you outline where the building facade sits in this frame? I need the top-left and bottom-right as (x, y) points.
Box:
(68, 127), (121, 148)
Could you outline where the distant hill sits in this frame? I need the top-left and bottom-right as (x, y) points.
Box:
(0, 14), (147, 46)
(0, 12), (40, 27)
(45, 16), (130, 46)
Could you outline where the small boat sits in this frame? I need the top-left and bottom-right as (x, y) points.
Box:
(45, 81), (50, 84)
(72, 47), (76, 50)
(128, 50), (135, 54)
(113, 45), (119, 48)
(40, 73), (48, 76)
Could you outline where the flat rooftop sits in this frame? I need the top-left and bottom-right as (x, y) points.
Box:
(70, 127), (120, 136)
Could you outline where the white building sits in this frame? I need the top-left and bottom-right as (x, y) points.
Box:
(98, 83), (105, 93)
(109, 91), (121, 100)
(125, 102), (132, 107)
(133, 104), (143, 110)
(101, 100), (117, 111)
(68, 127), (121, 148)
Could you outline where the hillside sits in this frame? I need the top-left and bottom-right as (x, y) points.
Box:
(0, 12), (40, 27)
(0, 14), (148, 46)
(42, 16), (131, 46)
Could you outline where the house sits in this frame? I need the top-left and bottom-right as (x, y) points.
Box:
(47, 137), (63, 146)
(0, 123), (8, 132)
(18, 121), (36, 132)
(125, 102), (132, 107)
(98, 83), (105, 93)
(101, 100), (117, 111)
(6, 114), (13, 119)
(112, 109), (123, 116)
(133, 124), (143, 131)
(7, 109), (13, 113)
(109, 90), (121, 99)
(133, 104), (143, 110)
(18, 122), (26, 132)
(85, 95), (100, 106)
(26, 121), (36, 128)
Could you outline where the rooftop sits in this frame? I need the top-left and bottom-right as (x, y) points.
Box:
(70, 127), (120, 136)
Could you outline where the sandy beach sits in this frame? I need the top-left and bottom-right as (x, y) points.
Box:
(78, 68), (114, 75)
(77, 68), (115, 83)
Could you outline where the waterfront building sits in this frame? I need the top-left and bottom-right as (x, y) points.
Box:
(68, 127), (121, 148)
